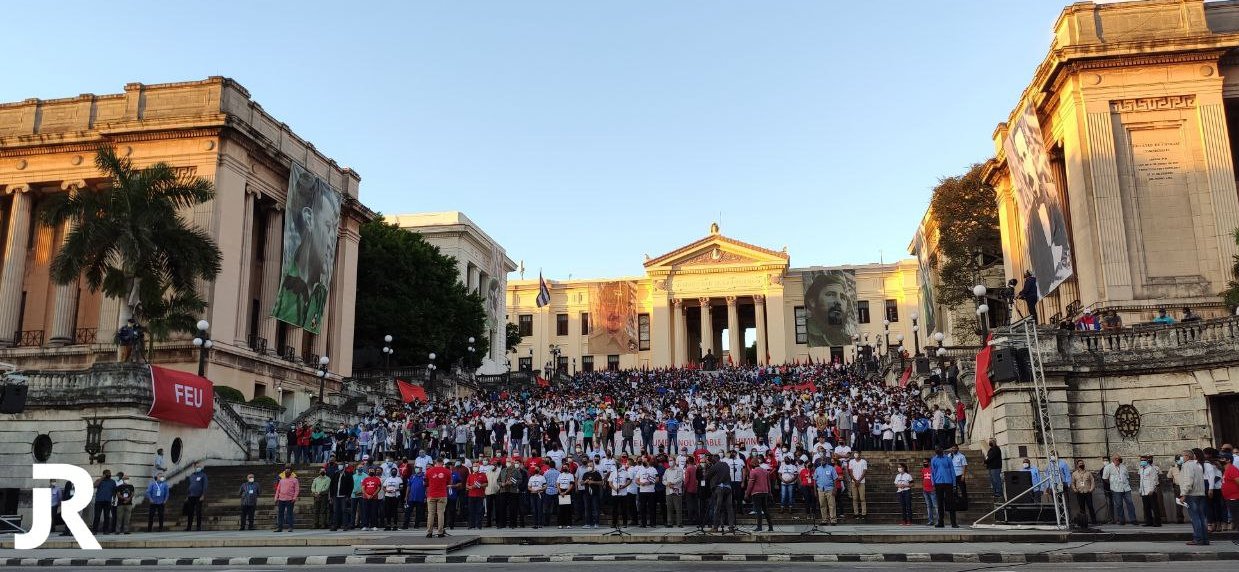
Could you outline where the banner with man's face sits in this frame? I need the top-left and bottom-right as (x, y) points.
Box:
(588, 280), (639, 354)
(1004, 103), (1074, 298)
(272, 163), (342, 334)
(801, 269), (857, 347)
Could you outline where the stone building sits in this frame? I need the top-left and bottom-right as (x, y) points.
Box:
(506, 224), (925, 373)
(391, 212), (516, 374)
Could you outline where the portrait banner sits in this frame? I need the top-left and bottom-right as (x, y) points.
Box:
(588, 281), (639, 354)
(1004, 103), (1074, 298)
(272, 163), (343, 334)
(800, 269), (857, 347)
(912, 231), (937, 334)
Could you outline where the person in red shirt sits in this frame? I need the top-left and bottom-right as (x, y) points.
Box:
(424, 459), (452, 538)
(798, 463), (817, 517)
(359, 468), (382, 531)
(465, 466), (489, 529)
(920, 458), (937, 526)
(1220, 453), (1239, 531)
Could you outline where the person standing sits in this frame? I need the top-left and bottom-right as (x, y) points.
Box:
(777, 456), (797, 512)
(635, 460), (657, 527)
(1179, 449), (1208, 545)
(663, 459), (684, 528)
(382, 468), (404, 531)
(556, 467), (576, 529)
(184, 463), (208, 532)
(358, 468), (382, 531)
(312, 468), (331, 529)
(497, 459), (519, 529)
(1219, 452), (1239, 532)
(707, 454), (735, 533)
(931, 448), (958, 528)
(113, 474), (135, 534)
(424, 459), (451, 538)
(1070, 460), (1097, 526)
(954, 401), (967, 444)
(528, 466), (547, 529)
(466, 465), (488, 529)
(238, 473), (260, 531)
(145, 473), (169, 532)
(402, 467), (426, 530)
(848, 451), (868, 520)
(814, 458), (838, 526)
(92, 469), (116, 534)
(745, 461), (774, 532)
(1101, 456), (1135, 525)
(331, 465), (356, 531)
(985, 439), (1003, 499)
(920, 458), (937, 526)
(949, 446), (968, 505)
(152, 448), (168, 478)
(894, 463), (913, 526)
(273, 467), (300, 532)
(1138, 456), (1161, 527)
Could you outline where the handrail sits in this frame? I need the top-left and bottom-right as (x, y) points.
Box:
(211, 393), (254, 460)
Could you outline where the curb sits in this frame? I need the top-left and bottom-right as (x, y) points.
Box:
(5, 552), (1239, 566)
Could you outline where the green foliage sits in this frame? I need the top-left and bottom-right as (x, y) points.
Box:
(39, 146), (222, 339)
(215, 386), (245, 402)
(248, 395), (281, 409)
(505, 322), (523, 353)
(928, 163), (1001, 307)
(1223, 229), (1239, 308)
(354, 217), (488, 370)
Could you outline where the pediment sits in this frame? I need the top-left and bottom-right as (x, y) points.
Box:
(644, 233), (789, 271)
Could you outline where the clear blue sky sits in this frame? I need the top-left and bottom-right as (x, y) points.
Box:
(9, 1), (1067, 279)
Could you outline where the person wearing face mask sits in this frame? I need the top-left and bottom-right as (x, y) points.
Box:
(332, 464), (356, 531)
(237, 473), (260, 531)
(497, 460), (519, 528)
(273, 468), (300, 532)
(113, 473), (135, 534)
(662, 459), (684, 528)
(145, 473), (169, 532)
(383, 468), (404, 530)
(1070, 460), (1097, 526)
(465, 465), (488, 529)
(1166, 455), (1186, 524)
(1019, 458), (1043, 496)
(848, 451), (868, 520)
(184, 463), (208, 532)
(311, 468), (331, 529)
(920, 459), (937, 526)
(1138, 456), (1161, 527)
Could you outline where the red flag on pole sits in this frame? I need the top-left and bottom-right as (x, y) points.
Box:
(396, 379), (427, 403)
(898, 366), (913, 387)
(975, 334), (996, 409)
(149, 366), (214, 428)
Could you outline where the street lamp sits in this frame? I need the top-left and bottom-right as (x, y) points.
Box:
(973, 284), (989, 336)
(910, 311), (920, 355)
(882, 319), (891, 356)
(316, 355), (330, 404)
(192, 320), (213, 377)
(427, 352), (438, 395)
(382, 334), (394, 378)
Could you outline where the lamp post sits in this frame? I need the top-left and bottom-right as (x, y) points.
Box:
(427, 352), (437, 396)
(895, 334), (905, 369)
(882, 319), (890, 358)
(851, 333), (859, 362)
(382, 334), (394, 379)
(910, 312), (920, 355)
(973, 284), (990, 336)
(192, 320), (213, 377)
(316, 355), (330, 404)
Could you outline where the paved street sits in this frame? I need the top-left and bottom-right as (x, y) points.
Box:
(3, 562), (1239, 572)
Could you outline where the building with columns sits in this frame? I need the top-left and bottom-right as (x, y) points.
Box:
(391, 212), (516, 374)
(506, 224), (923, 373)
(0, 77), (372, 412)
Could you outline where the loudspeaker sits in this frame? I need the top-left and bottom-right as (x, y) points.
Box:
(1004, 470), (1033, 500)
(914, 356), (931, 374)
(0, 384), (28, 414)
(999, 503), (1056, 524)
(988, 347), (1031, 383)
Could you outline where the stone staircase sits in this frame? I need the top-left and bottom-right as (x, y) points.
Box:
(130, 450), (995, 530)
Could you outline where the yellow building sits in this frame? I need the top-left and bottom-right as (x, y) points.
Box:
(507, 224), (923, 372)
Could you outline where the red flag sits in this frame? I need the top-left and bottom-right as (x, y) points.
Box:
(727, 353), (733, 365)
(535, 376), (550, 388)
(898, 366), (913, 387)
(396, 379), (427, 403)
(149, 366), (214, 428)
(975, 334), (995, 409)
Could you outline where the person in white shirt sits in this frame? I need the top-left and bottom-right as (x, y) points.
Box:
(833, 443), (851, 458)
(1100, 455), (1136, 525)
(555, 470), (576, 529)
(890, 413), (908, 451)
(609, 464), (633, 527)
(527, 470), (548, 529)
(848, 451), (868, 519)
(777, 458), (798, 511)
(1137, 456), (1161, 527)
(893, 463), (914, 525)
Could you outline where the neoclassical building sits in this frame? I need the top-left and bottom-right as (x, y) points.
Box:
(507, 224), (923, 372)
(0, 77), (372, 410)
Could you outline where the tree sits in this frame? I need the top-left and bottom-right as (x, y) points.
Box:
(353, 218), (488, 371)
(1222, 229), (1239, 308)
(40, 146), (222, 342)
(929, 163), (1001, 307)
(505, 322), (523, 353)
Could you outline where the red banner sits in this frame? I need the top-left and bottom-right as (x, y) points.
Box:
(535, 376), (550, 388)
(898, 366), (913, 387)
(149, 366), (214, 428)
(397, 379), (428, 403)
(974, 334), (995, 409)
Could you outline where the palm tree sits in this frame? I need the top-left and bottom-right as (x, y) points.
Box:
(40, 146), (223, 343)
(1225, 228), (1239, 309)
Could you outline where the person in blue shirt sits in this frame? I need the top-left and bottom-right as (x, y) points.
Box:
(930, 448), (958, 528)
(184, 463), (209, 531)
(403, 469), (426, 529)
(665, 417), (680, 453)
(1152, 308), (1175, 325)
(145, 473), (170, 532)
(92, 469), (116, 534)
(813, 459), (838, 525)
(542, 462), (561, 527)
(1021, 458), (1044, 494)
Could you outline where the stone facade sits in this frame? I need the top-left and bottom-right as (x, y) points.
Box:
(0, 77), (375, 412)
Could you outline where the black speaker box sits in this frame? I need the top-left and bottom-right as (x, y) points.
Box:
(988, 347), (1031, 383)
(1004, 470), (1033, 500)
(914, 356), (931, 374)
(0, 384), (28, 414)
(999, 503), (1056, 524)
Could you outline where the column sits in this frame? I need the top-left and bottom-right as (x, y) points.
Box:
(49, 181), (86, 346)
(0, 185), (32, 347)
(1199, 102), (1239, 283)
(698, 297), (713, 359)
(467, 264), (480, 294)
(650, 296), (671, 367)
(233, 187), (256, 346)
(673, 298), (687, 367)
(259, 205), (285, 351)
(726, 296), (741, 365)
(1084, 109), (1134, 300)
(765, 285), (789, 365)
(754, 294), (768, 365)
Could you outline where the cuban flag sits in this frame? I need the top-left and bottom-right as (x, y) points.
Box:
(536, 271), (551, 307)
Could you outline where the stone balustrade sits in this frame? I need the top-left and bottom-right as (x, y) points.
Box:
(1012, 316), (1239, 375)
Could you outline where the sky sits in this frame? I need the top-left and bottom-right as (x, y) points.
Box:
(8, 1), (1069, 279)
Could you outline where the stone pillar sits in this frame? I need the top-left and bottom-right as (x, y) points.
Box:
(765, 281), (789, 365)
(49, 181), (86, 346)
(726, 296), (741, 365)
(698, 297), (713, 359)
(673, 298), (687, 367)
(233, 187), (256, 346)
(754, 294), (768, 365)
(259, 205), (285, 351)
(1198, 102), (1239, 283)
(467, 264), (480, 294)
(650, 296), (671, 367)
(0, 185), (32, 347)
(1084, 109), (1134, 301)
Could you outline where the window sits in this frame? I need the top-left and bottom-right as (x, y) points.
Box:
(582, 355), (594, 372)
(557, 356), (568, 373)
(518, 357), (532, 372)
(556, 313), (568, 336)
(794, 306), (808, 344)
(857, 300), (870, 324)
(581, 312), (590, 335)
(518, 314), (533, 337)
(607, 355), (620, 371)
(885, 299), (899, 323)
(638, 314), (651, 350)
(829, 347), (845, 364)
